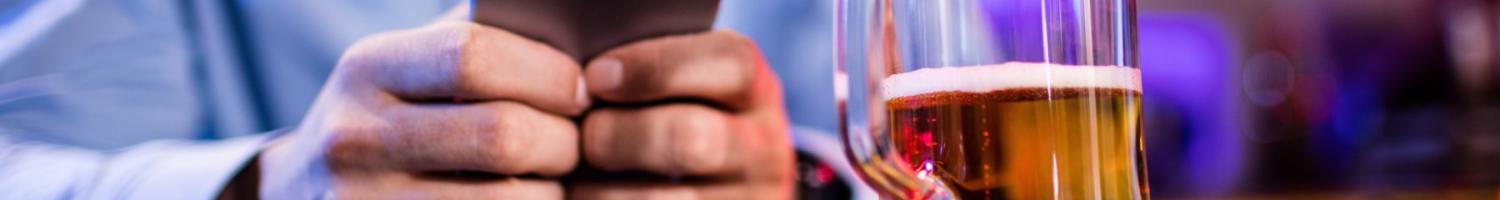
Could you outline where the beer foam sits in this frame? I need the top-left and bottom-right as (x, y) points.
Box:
(882, 62), (1141, 100)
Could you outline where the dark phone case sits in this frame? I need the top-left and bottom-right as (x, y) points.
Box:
(472, 0), (721, 61)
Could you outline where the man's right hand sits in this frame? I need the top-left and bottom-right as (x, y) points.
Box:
(254, 20), (589, 199)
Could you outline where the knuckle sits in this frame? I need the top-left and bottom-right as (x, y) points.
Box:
(484, 103), (536, 172)
(703, 30), (762, 82)
(713, 30), (755, 46)
(709, 30), (759, 55)
(453, 46), (483, 93)
(336, 23), (473, 94)
(579, 109), (614, 161)
(581, 109), (630, 170)
(324, 121), (387, 168)
(335, 35), (389, 75)
(666, 106), (729, 173)
(325, 121), (378, 137)
(452, 29), (489, 97)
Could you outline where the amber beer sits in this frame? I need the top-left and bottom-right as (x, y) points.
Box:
(884, 63), (1145, 200)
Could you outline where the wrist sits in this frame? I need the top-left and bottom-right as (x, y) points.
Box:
(216, 152), (262, 200)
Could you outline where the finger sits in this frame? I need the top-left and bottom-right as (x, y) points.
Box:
(326, 101), (578, 176)
(339, 21), (588, 115)
(581, 104), (750, 176)
(569, 181), (788, 200)
(584, 30), (764, 110)
(336, 175), (563, 199)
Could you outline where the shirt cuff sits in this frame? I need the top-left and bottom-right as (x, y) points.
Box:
(92, 134), (270, 199)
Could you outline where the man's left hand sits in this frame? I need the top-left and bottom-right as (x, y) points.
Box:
(573, 29), (795, 200)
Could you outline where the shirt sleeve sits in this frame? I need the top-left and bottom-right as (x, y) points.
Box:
(0, 134), (268, 200)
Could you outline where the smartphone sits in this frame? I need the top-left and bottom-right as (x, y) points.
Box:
(472, 0), (721, 61)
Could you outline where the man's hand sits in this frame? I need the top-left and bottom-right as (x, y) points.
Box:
(255, 20), (589, 199)
(573, 30), (796, 199)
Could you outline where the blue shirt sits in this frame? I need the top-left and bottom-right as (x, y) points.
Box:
(1, 1), (458, 198)
(0, 0), (864, 199)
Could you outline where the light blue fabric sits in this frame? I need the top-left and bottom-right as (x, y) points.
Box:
(0, 0), (840, 198)
(0, 134), (267, 199)
(0, 0), (459, 148)
(0, 0), (457, 198)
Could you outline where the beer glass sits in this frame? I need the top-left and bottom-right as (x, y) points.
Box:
(836, 0), (1143, 199)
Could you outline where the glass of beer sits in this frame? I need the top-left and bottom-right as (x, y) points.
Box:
(836, 0), (1144, 199)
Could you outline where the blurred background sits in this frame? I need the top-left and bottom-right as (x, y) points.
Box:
(750, 0), (1500, 197)
(1133, 0), (1500, 198)
(735, 0), (1500, 198)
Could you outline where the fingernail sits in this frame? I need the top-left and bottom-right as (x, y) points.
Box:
(576, 76), (590, 108)
(586, 59), (623, 92)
